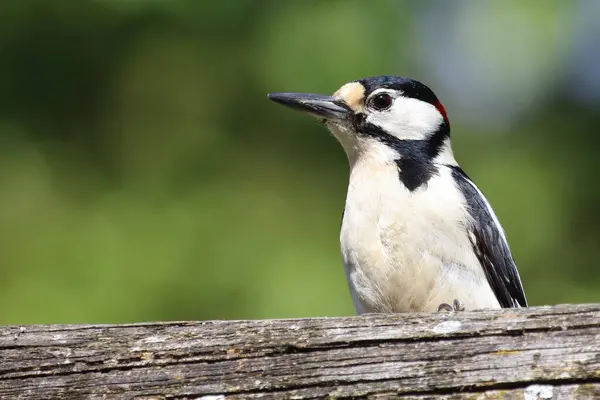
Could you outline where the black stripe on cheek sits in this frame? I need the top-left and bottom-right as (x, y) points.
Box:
(355, 120), (448, 192)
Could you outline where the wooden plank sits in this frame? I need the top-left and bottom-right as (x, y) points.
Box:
(1, 304), (599, 399)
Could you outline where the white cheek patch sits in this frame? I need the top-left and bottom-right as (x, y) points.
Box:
(366, 97), (444, 141)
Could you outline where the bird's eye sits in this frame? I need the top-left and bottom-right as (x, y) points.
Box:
(369, 93), (393, 110)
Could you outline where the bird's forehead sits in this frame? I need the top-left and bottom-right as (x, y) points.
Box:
(333, 82), (366, 113)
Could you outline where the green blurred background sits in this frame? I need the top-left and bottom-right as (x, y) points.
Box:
(1, 1), (599, 324)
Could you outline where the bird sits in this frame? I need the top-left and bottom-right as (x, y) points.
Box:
(267, 76), (527, 314)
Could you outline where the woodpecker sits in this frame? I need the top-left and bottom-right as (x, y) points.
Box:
(268, 76), (527, 314)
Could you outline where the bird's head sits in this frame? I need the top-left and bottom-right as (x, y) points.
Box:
(268, 76), (451, 165)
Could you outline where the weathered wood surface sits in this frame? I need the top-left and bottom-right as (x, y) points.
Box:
(0, 304), (599, 399)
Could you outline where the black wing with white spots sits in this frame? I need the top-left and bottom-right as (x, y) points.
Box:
(450, 166), (527, 308)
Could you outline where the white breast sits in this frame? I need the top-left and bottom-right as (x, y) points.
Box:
(340, 154), (500, 313)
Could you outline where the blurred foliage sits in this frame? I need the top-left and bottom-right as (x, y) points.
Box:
(0, 0), (598, 324)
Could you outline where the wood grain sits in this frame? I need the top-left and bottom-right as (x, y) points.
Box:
(1, 304), (599, 399)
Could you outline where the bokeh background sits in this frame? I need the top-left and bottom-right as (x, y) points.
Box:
(1, 0), (599, 324)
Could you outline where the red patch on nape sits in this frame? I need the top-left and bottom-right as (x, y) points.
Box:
(434, 100), (450, 127)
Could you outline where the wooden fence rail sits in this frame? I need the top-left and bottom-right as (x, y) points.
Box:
(1, 304), (599, 399)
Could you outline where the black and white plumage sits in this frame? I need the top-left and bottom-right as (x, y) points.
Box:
(268, 76), (527, 313)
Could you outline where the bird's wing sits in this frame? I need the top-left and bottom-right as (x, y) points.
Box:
(449, 166), (527, 308)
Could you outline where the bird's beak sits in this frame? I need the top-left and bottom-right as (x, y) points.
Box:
(268, 92), (352, 121)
